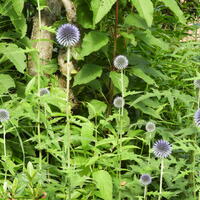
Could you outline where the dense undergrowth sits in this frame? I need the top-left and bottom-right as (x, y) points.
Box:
(0, 0), (200, 199)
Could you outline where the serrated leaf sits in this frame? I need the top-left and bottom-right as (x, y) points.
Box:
(159, 0), (186, 24)
(93, 170), (113, 200)
(80, 31), (109, 57)
(0, 74), (15, 94)
(131, 0), (154, 27)
(91, 0), (116, 25)
(0, 43), (26, 73)
(73, 64), (103, 86)
(109, 71), (129, 93)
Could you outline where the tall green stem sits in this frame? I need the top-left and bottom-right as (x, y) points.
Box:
(158, 159), (164, 200)
(66, 47), (71, 200)
(144, 186), (147, 200)
(37, 0), (42, 171)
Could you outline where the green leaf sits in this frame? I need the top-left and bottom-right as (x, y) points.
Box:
(159, 0), (186, 24)
(73, 64), (103, 86)
(87, 99), (107, 119)
(81, 122), (95, 149)
(125, 14), (148, 29)
(80, 31), (109, 57)
(120, 32), (137, 46)
(0, 74), (15, 94)
(12, 0), (24, 15)
(93, 170), (113, 200)
(136, 30), (169, 50)
(0, 43), (26, 73)
(91, 0), (117, 25)
(129, 66), (156, 85)
(109, 71), (129, 93)
(131, 0), (154, 27)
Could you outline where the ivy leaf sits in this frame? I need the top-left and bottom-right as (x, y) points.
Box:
(0, 74), (15, 94)
(0, 43), (26, 73)
(91, 0), (117, 25)
(80, 31), (109, 58)
(93, 170), (113, 200)
(73, 64), (103, 86)
(159, 0), (186, 24)
(131, 0), (154, 27)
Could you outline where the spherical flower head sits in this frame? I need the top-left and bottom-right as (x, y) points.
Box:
(0, 109), (9, 122)
(194, 109), (200, 127)
(140, 174), (152, 186)
(153, 140), (172, 158)
(145, 122), (156, 132)
(40, 88), (50, 96)
(56, 24), (80, 47)
(113, 96), (125, 108)
(113, 55), (128, 70)
(194, 79), (200, 89)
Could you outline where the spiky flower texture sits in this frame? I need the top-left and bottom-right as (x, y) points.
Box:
(0, 109), (9, 122)
(145, 122), (156, 132)
(114, 55), (128, 70)
(140, 174), (152, 186)
(113, 96), (125, 108)
(194, 79), (200, 89)
(194, 109), (200, 127)
(40, 88), (50, 96)
(56, 24), (80, 47)
(153, 140), (172, 158)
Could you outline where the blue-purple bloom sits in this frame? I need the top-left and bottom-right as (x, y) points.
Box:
(153, 140), (172, 158)
(140, 174), (152, 186)
(56, 24), (80, 47)
(0, 109), (9, 122)
(194, 109), (200, 127)
(113, 96), (125, 108)
(114, 55), (128, 70)
(40, 88), (50, 96)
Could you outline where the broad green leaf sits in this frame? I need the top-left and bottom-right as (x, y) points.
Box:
(109, 71), (129, 93)
(136, 30), (169, 50)
(12, 0), (24, 15)
(91, 0), (116, 25)
(73, 64), (103, 86)
(93, 170), (113, 200)
(80, 31), (109, 57)
(120, 32), (137, 46)
(0, 43), (26, 73)
(129, 66), (156, 85)
(125, 14), (148, 29)
(81, 122), (95, 149)
(159, 0), (186, 24)
(87, 99), (107, 119)
(27, 162), (36, 178)
(0, 74), (15, 94)
(131, 0), (154, 27)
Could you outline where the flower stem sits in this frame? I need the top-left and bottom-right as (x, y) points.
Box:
(144, 186), (147, 200)
(66, 47), (71, 200)
(158, 159), (164, 200)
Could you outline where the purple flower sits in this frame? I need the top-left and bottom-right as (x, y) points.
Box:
(194, 109), (200, 127)
(56, 24), (80, 47)
(114, 55), (128, 70)
(0, 109), (9, 122)
(140, 174), (152, 186)
(153, 140), (172, 158)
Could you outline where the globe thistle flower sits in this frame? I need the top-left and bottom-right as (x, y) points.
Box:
(194, 79), (200, 89)
(145, 122), (156, 132)
(56, 24), (80, 47)
(113, 96), (125, 108)
(0, 109), (9, 122)
(194, 109), (200, 127)
(40, 88), (50, 96)
(153, 140), (172, 158)
(113, 55), (128, 70)
(140, 174), (152, 186)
